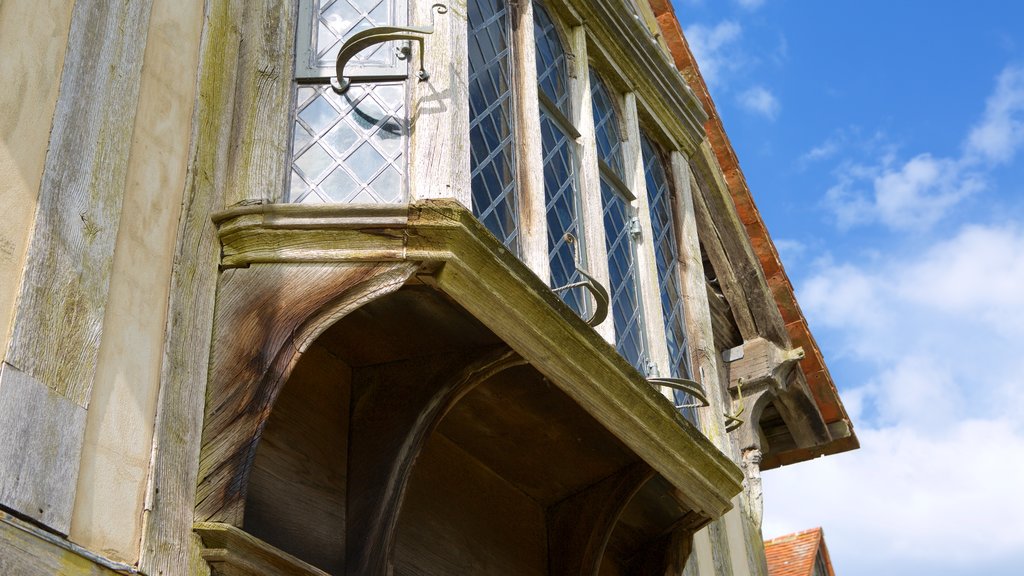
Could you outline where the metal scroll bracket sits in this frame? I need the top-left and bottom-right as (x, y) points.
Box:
(331, 3), (449, 94)
(723, 377), (746, 433)
(648, 377), (710, 409)
(552, 234), (610, 327)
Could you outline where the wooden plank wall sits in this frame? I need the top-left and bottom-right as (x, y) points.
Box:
(0, 0), (154, 535)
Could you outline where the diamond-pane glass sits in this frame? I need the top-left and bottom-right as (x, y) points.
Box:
(589, 70), (625, 181)
(533, 3), (571, 118)
(541, 110), (585, 316)
(469, 0), (519, 254)
(602, 179), (647, 371)
(288, 83), (407, 203)
(642, 135), (695, 422)
(314, 0), (397, 70)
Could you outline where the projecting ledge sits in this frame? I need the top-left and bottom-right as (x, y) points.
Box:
(210, 200), (743, 520)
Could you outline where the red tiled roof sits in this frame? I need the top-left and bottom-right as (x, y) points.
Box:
(764, 528), (835, 576)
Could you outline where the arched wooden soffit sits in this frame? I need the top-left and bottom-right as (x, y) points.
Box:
(346, 345), (527, 576)
(548, 461), (655, 575)
(194, 260), (420, 525)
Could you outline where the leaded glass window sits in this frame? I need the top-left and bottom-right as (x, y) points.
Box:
(468, 0), (519, 253)
(642, 134), (695, 419)
(535, 3), (586, 316)
(288, 0), (408, 204)
(592, 71), (647, 371)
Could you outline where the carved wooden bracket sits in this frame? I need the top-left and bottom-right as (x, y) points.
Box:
(195, 260), (419, 524)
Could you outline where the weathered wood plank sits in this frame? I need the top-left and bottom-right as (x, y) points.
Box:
(570, 24), (615, 343)
(411, 0), (471, 207)
(689, 144), (789, 347)
(547, 461), (654, 576)
(195, 261), (416, 525)
(0, 363), (86, 533)
(0, 0), (153, 533)
(139, 1), (245, 573)
(0, 510), (132, 576)
(225, 0), (296, 206)
(512, 0), (551, 280)
(347, 347), (524, 576)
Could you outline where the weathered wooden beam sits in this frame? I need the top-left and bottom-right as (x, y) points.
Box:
(410, 0), (470, 207)
(195, 261), (417, 525)
(0, 0), (153, 534)
(346, 347), (525, 576)
(0, 510), (134, 576)
(194, 522), (329, 576)
(547, 461), (656, 576)
(689, 144), (789, 348)
(211, 201), (744, 521)
(139, 2), (245, 572)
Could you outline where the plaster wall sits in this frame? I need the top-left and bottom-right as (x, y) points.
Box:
(0, 1), (75, 358)
(68, 0), (205, 562)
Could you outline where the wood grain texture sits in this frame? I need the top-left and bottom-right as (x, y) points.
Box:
(196, 261), (417, 525)
(689, 144), (789, 348)
(547, 461), (655, 576)
(211, 201), (743, 521)
(347, 346), (524, 576)
(194, 522), (330, 576)
(0, 510), (130, 576)
(225, 0), (296, 206)
(242, 343), (349, 574)
(4, 0), (153, 406)
(0, 363), (87, 534)
(570, 25), (615, 343)
(411, 0), (471, 207)
(139, 1), (245, 573)
(0, 0), (153, 534)
(512, 0), (551, 280)
(671, 155), (729, 450)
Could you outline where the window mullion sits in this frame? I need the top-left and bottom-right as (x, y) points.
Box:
(625, 93), (672, 392)
(569, 24), (613, 343)
(512, 0), (549, 281)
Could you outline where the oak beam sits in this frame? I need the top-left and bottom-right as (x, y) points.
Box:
(547, 461), (656, 576)
(346, 346), (525, 576)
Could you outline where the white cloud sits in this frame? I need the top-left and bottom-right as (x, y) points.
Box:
(823, 65), (1024, 231)
(965, 64), (1024, 164)
(764, 222), (1024, 574)
(684, 21), (742, 87)
(736, 85), (780, 120)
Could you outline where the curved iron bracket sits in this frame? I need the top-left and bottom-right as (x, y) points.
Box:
(332, 3), (449, 94)
(552, 234), (610, 327)
(648, 377), (710, 408)
(724, 377), (746, 433)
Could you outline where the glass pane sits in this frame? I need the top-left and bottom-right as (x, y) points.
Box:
(642, 134), (695, 421)
(287, 82), (407, 204)
(533, 3), (571, 118)
(541, 108), (585, 316)
(602, 180), (647, 371)
(590, 70), (625, 180)
(315, 0), (396, 69)
(468, 0), (519, 254)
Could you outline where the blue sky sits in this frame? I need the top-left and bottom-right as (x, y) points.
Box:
(673, 1), (1024, 574)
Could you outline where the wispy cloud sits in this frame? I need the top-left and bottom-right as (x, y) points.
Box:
(765, 222), (1024, 574)
(822, 64), (1024, 231)
(965, 64), (1024, 164)
(684, 21), (742, 87)
(736, 85), (780, 120)
(736, 0), (765, 9)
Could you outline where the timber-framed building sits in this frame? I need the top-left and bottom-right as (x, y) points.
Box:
(0, 0), (857, 575)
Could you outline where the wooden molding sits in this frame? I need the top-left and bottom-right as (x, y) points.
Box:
(207, 200), (742, 522)
(194, 522), (329, 576)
